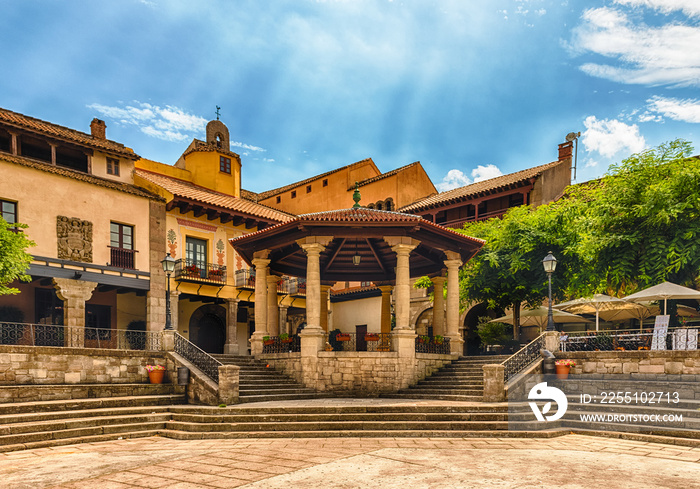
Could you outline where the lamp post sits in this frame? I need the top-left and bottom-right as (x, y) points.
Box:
(542, 251), (557, 332)
(161, 253), (176, 330)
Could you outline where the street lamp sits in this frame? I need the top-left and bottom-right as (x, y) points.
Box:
(161, 253), (176, 330)
(542, 251), (557, 332)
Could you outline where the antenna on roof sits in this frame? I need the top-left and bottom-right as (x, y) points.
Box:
(566, 131), (581, 181)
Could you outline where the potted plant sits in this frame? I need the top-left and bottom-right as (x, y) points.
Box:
(418, 335), (430, 344)
(280, 333), (293, 343)
(364, 333), (380, 341)
(433, 335), (444, 345)
(555, 359), (576, 379)
(145, 364), (166, 384)
(208, 268), (224, 280)
(263, 335), (275, 346)
(185, 264), (200, 277)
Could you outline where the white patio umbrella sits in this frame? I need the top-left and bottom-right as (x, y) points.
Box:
(489, 306), (590, 330)
(553, 294), (630, 331)
(622, 282), (700, 315)
(598, 302), (700, 330)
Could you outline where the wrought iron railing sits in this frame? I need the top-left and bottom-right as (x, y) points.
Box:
(415, 335), (451, 354)
(234, 270), (305, 295)
(262, 335), (301, 353)
(235, 268), (255, 288)
(324, 332), (393, 352)
(174, 332), (222, 383)
(0, 322), (162, 350)
(174, 258), (226, 284)
(561, 327), (699, 352)
(502, 333), (546, 383)
(109, 246), (136, 269)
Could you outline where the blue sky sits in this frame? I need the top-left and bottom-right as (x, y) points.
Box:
(2, 0), (699, 193)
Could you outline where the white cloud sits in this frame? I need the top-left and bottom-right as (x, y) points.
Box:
(646, 96), (700, 123)
(231, 141), (266, 152)
(88, 101), (207, 142)
(436, 165), (503, 192)
(614, 0), (700, 17)
(472, 164), (503, 182)
(571, 6), (700, 87)
(582, 115), (646, 158)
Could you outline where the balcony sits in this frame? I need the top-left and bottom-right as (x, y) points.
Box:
(174, 259), (226, 285)
(109, 247), (136, 269)
(234, 270), (306, 295)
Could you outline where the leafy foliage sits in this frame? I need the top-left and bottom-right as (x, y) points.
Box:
(0, 217), (35, 296)
(476, 317), (511, 345)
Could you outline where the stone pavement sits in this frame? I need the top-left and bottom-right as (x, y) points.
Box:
(1, 434), (699, 488)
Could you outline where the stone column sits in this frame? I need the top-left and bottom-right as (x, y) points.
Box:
(432, 275), (446, 337)
(53, 278), (98, 348)
(224, 298), (240, 354)
(384, 237), (419, 330)
(378, 286), (393, 335)
(544, 330), (561, 352)
(320, 285), (331, 332)
(279, 304), (289, 336)
(147, 200), (167, 332)
(251, 251), (270, 355)
(267, 275), (279, 336)
(444, 251), (464, 355)
(218, 364), (240, 405)
(482, 364), (506, 402)
(170, 290), (180, 332)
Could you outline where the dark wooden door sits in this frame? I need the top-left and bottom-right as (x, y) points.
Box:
(356, 324), (367, 351)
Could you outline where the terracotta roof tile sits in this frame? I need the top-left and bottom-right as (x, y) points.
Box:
(0, 107), (138, 159)
(240, 188), (260, 201)
(1, 153), (162, 200)
(182, 139), (240, 160)
(135, 169), (295, 223)
(255, 158), (377, 201)
(399, 160), (562, 213)
(299, 207), (423, 222)
(330, 285), (380, 297)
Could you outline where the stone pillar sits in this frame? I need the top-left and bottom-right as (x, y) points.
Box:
(267, 275), (279, 336)
(384, 237), (419, 330)
(444, 251), (464, 355)
(147, 200), (167, 332)
(218, 364), (240, 405)
(170, 290), (180, 332)
(279, 304), (289, 336)
(379, 286), (393, 335)
(320, 285), (331, 332)
(544, 330), (561, 353)
(482, 364), (506, 402)
(52, 278), (98, 347)
(251, 251), (270, 355)
(161, 330), (175, 351)
(297, 240), (332, 332)
(432, 275), (446, 337)
(224, 298), (240, 355)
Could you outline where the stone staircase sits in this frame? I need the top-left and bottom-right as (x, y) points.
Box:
(0, 383), (186, 452)
(211, 354), (317, 403)
(384, 355), (510, 401)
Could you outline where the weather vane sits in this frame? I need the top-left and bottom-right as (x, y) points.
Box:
(215, 105), (221, 120)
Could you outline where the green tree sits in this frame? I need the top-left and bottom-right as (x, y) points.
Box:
(0, 217), (35, 295)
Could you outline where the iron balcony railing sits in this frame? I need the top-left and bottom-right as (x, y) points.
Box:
(174, 258), (226, 284)
(561, 327), (700, 352)
(323, 332), (393, 352)
(109, 246), (136, 269)
(262, 335), (301, 354)
(415, 335), (451, 354)
(0, 322), (162, 350)
(234, 269), (306, 295)
(174, 332), (222, 383)
(502, 333), (546, 383)
(235, 268), (256, 288)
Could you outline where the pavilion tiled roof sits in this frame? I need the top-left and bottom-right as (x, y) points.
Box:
(399, 160), (561, 213)
(254, 158), (377, 201)
(0, 107), (138, 159)
(135, 169), (295, 223)
(1, 153), (162, 200)
(330, 285), (381, 297)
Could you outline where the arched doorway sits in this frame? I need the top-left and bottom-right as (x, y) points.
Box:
(462, 303), (502, 356)
(189, 304), (226, 354)
(415, 307), (433, 336)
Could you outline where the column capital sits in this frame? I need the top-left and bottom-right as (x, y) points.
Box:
(266, 274), (279, 284)
(52, 278), (98, 302)
(383, 236), (420, 250)
(296, 236), (333, 249)
(443, 259), (462, 270)
(224, 297), (240, 304)
(444, 250), (462, 262)
(297, 241), (329, 255)
(432, 276), (446, 286)
(253, 249), (270, 260)
(378, 285), (393, 294)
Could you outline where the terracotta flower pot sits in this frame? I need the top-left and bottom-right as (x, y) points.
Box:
(148, 370), (165, 384)
(555, 365), (571, 379)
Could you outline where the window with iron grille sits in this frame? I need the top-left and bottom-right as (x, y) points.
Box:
(110, 222), (135, 269)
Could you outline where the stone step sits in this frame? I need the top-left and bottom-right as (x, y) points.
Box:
(0, 421), (167, 447)
(169, 412), (508, 423)
(0, 413), (171, 437)
(0, 383), (181, 404)
(0, 405), (172, 425)
(239, 387), (317, 395)
(406, 387), (483, 395)
(0, 430), (161, 453)
(169, 404), (509, 415)
(0, 394), (185, 415)
(415, 380), (483, 387)
(237, 393), (319, 403)
(382, 393), (484, 402)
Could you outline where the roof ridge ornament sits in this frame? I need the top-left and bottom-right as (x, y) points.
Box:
(352, 182), (361, 208)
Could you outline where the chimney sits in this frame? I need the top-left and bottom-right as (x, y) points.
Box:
(90, 118), (106, 139)
(558, 141), (573, 162)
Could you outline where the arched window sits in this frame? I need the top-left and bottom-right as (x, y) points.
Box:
(384, 198), (394, 211)
(367, 203), (375, 209)
(376, 201), (383, 210)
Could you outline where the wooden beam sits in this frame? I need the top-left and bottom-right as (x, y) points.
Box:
(365, 238), (386, 273)
(323, 238), (346, 272)
(206, 209), (221, 221)
(244, 218), (258, 229)
(193, 206), (207, 218)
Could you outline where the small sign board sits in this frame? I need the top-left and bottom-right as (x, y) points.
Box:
(651, 315), (670, 351)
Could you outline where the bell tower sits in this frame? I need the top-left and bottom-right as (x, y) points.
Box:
(206, 119), (230, 151)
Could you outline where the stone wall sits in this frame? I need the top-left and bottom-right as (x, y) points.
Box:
(556, 350), (700, 375)
(0, 345), (169, 385)
(261, 351), (455, 396)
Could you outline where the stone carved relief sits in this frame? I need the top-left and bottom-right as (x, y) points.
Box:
(56, 216), (93, 263)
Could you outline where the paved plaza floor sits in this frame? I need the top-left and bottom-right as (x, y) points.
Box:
(1, 433), (699, 489)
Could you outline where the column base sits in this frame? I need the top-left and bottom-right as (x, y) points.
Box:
(250, 332), (266, 356)
(447, 335), (464, 355)
(223, 343), (240, 355)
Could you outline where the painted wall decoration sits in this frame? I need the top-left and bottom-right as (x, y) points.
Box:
(167, 229), (178, 258)
(216, 239), (225, 266)
(56, 216), (93, 263)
